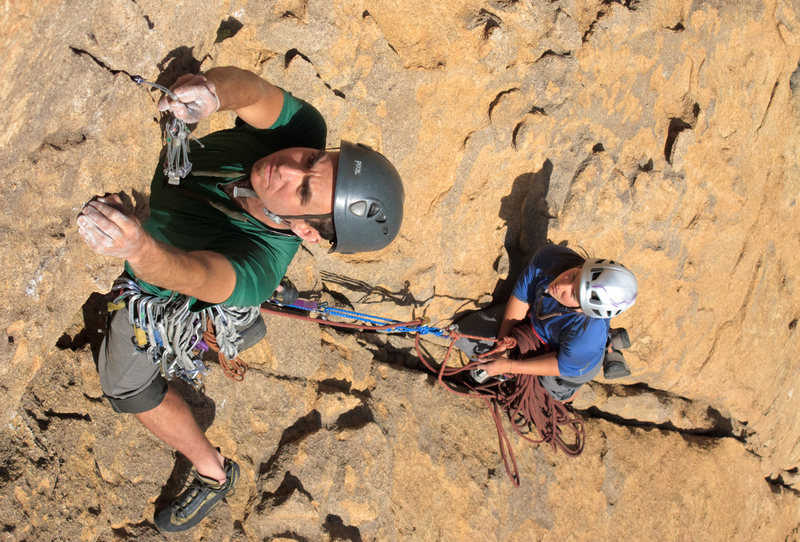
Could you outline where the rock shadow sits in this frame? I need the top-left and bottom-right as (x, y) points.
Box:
(319, 271), (426, 308)
(155, 46), (207, 89)
(492, 159), (553, 302)
(215, 16), (244, 44)
(323, 514), (362, 541)
(55, 291), (110, 362)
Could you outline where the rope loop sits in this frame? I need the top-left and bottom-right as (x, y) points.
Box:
(204, 317), (247, 381)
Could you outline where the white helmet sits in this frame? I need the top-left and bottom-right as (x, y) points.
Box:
(579, 258), (638, 318)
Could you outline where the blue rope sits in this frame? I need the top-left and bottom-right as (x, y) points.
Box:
(265, 299), (450, 338)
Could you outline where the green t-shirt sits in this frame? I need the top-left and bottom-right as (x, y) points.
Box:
(124, 89), (327, 310)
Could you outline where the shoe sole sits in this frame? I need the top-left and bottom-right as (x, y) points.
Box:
(155, 460), (240, 532)
(237, 317), (266, 352)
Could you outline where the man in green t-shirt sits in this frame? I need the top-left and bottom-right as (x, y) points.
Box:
(76, 66), (404, 531)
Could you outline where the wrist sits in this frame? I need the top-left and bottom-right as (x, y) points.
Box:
(199, 75), (221, 113)
(125, 233), (157, 269)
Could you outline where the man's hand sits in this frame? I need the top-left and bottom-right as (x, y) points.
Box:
(77, 194), (149, 260)
(157, 74), (220, 123)
(77, 193), (236, 303)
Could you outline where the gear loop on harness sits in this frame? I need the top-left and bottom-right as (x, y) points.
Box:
(111, 276), (259, 387)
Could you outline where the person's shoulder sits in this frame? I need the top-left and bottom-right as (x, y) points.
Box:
(229, 89), (327, 149)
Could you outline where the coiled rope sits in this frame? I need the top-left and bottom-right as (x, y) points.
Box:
(407, 325), (585, 486)
(255, 298), (586, 486)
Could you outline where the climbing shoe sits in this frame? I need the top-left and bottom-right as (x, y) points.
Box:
(236, 316), (266, 353)
(270, 277), (299, 305)
(603, 349), (631, 379)
(154, 457), (240, 532)
(608, 328), (631, 350)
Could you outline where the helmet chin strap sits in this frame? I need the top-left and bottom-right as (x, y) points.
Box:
(232, 186), (330, 226)
(263, 208), (288, 226)
(541, 287), (580, 315)
(264, 209), (333, 224)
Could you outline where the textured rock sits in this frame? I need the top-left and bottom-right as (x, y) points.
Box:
(1, 321), (798, 540)
(2, 0), (800, 538)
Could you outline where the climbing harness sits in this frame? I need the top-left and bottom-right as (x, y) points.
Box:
(133, 76), (204, 185)
(111, 276), (260, 387)
(261, 296), (586, 486)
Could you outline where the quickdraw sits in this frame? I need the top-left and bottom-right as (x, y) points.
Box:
(262, 298), (450, 337)
(133, 76), (204, 185)
(111, 277), (260, 388)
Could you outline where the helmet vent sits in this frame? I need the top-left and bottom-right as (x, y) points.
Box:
(580, 257), (638, 318)
(367, 202), (382, 218)
(349, 201), (367, 217)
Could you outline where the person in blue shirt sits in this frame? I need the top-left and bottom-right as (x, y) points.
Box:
(461, 244), (638, 401)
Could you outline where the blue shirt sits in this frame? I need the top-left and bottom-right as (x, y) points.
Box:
(512, 245), (609, 380)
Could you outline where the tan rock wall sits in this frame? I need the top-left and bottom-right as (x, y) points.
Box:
(3, 319), (799, 539)
(1, 0), (800, 537)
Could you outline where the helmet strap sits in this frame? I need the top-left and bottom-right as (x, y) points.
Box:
(539, 288), (581, 317)
(262, 208), (333, 225)
(231, 184), (333, 224)
(262, 208), (287, 225)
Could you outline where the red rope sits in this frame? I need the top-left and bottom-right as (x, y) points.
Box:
(210, 305), (584, 485)
(412, 327), (585, 486)
(203, 318), (247, 381)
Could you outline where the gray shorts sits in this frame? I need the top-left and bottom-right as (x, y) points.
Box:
(98, 306), (168, 413)
(453, 305), (596, 402)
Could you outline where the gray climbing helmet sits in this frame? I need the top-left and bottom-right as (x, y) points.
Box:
(579, 258), (638, 318)
(331, 140), (404, 253)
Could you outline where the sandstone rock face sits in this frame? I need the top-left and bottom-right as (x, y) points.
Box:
(2, 0), (800, 538)
(3, 316), (798, 540)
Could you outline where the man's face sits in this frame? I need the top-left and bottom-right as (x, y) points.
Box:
(548, 266), (582, 309)
(250, 147), (339, 224)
